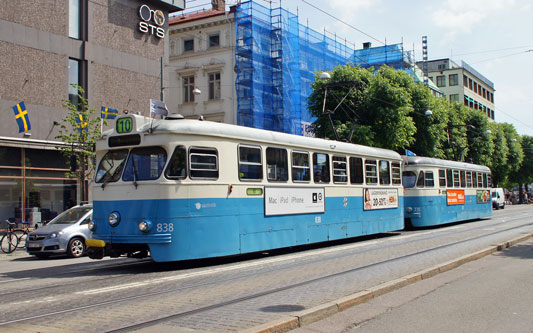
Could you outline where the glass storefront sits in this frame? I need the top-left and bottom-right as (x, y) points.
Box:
(0, 145), (79, 226)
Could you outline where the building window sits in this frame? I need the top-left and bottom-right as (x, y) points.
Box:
(436, 75), (446, 87)
(208, 72), (221, 100)
(209, 34), (220, 48)
(491, 110), (495, 119)
(463, 75), (468, 87)
(490, 92), (494, 103)
(482, 88), (486, 99)
(449, 74), (458, 86)
(468, 78), (473, 90)
(450, 94), (459, 103)
(69, 0), (81, 39)
(474, 82), (478, 94)
(68, 58), (80, 106)
(183, 75), (195, 103)
(184, 39), (194, 52)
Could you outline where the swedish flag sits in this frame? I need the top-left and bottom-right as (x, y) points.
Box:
(76, 114), (88, 134)
(12, 101), (31, 133)
(101, 106), (118, 120)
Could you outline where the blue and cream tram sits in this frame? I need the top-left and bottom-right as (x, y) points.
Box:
(87, 114), (405, 262)
(402, 156), (492, 228)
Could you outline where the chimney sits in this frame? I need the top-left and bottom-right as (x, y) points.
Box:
(363, 42), (372, 49)
(212, 0), (225, 11)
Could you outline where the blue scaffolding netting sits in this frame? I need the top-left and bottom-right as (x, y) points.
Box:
(235, 0), (412, 135)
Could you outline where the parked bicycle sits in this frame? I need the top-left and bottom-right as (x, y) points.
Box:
(13, 221), (31, 248)
(1, 221), (20, 254)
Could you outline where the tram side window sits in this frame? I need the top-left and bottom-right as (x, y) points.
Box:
(266, 147), (288, 182)
(425, 171), (435, 187)
(446, 169), (453, 187)
(292, 151), (310, 182)
(416, 170), (425, 187)
(189, 147), (218, 179)
(313, 153), (330, 183)
(95, 149), (128, 183)
(483, 173), (488, 188)
(466, 172), (473, 188)
(453, 169), (460, 187)
(460, 170), (466, 188)
(391, 162), (401, 185)
(123, 146), (167, 181)
(165, 146), (187, 179)
(439, 169), (446, 187)
(472, 172), (478, 188)
(477, 172), (483, 187)
(333, 156), (347, 183)
(365, 159), (378, 185)
(379, 160), (390, 185)
(488, 174), (492, 187)
(402, 171), (417, 188)
(238, 145), (262, 181)
(349, 157), (363, 184)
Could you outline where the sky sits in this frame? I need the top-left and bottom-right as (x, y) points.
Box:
(185, 0), (533, 136)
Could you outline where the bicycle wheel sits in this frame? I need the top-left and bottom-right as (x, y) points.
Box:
(1, 233), (19, 254)
(13, 229), (28, 248)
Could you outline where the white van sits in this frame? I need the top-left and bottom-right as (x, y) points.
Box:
(491, 188), (505, 210)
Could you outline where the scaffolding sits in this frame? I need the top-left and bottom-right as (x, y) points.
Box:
(235, 1), (413, 135)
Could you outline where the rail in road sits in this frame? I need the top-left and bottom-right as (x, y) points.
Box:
(0, 205), (531, 332)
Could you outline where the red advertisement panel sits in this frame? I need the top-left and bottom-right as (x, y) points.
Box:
(447, 189), (465, 205)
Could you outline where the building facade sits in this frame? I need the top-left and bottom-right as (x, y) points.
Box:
(0, 0), (182, 224)
(168, 0), (413, 136)
(419, 58), (496, 120)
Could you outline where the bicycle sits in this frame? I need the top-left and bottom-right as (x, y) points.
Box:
(1, 221), (20, 254)
(13, 221), (31, 248)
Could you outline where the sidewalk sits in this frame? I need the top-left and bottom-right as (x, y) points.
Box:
(292, 238), (533, 332)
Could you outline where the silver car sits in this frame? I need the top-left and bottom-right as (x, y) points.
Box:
(26, 204), (93, 258)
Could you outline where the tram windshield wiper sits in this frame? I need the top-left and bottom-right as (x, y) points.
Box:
(132, 156), (139, 189)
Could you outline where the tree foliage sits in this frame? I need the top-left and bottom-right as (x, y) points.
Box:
(55, 85), (103, 202)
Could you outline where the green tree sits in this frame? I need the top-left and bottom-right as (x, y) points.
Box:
(442, 103), (469, 161)
(487, 123), (509, 187)
(309, 65), (416, 151)
(464, 108), (494, 165)
(55, 85), (102, 202)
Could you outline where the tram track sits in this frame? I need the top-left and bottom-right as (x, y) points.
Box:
(1, 216), (531, 330)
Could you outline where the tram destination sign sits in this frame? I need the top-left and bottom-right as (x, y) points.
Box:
(264, 187), (324, 216)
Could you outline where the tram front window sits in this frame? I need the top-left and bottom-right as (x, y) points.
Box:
(95, 149), (128, 183)
(122, 147), (167, 181)
(402, 171), (417, 188)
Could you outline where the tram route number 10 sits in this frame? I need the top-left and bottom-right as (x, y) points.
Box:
(116, 117), (133, 134)
(156, 223), (174, 233)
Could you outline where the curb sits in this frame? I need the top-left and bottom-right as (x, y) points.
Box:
(245, 233), (533, 333)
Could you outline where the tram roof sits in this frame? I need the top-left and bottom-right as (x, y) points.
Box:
(402, 155), (491, 172)
(139, 116), (401, 160)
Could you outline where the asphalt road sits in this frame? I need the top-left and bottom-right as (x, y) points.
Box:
(0, 205), (531, 332)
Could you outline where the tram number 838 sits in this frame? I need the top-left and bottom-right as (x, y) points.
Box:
(156, 223), (174, 233)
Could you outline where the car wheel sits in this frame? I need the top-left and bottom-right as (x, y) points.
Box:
(68, 237), (86, 258)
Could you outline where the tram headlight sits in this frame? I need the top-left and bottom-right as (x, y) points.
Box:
(406, 207), (413, 213)
(108, 212), (121, 227)
(88, 220), (96, 231)
(138, 219), (152, 233)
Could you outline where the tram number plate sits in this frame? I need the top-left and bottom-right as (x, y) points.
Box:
(116, 117), (133, 134)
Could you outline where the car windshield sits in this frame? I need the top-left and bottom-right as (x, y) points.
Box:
(95, 149), (128, 183)
(48, 207), (92, 225)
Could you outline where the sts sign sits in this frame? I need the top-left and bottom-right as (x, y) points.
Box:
(139, 4), (165, 38)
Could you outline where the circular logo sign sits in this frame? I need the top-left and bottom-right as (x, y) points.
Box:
(139, 4), (165, 26)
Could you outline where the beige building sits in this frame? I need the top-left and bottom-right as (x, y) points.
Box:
(167, 1), (235, 123)
(0, 0), (182, 224)
(419, 59), (495, 120)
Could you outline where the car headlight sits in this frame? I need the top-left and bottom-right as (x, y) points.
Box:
(88, 221), (96, 231)
(138, 219), (152, 233)
(108, 212), (121, 227)
(49, 231), (64, 239)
